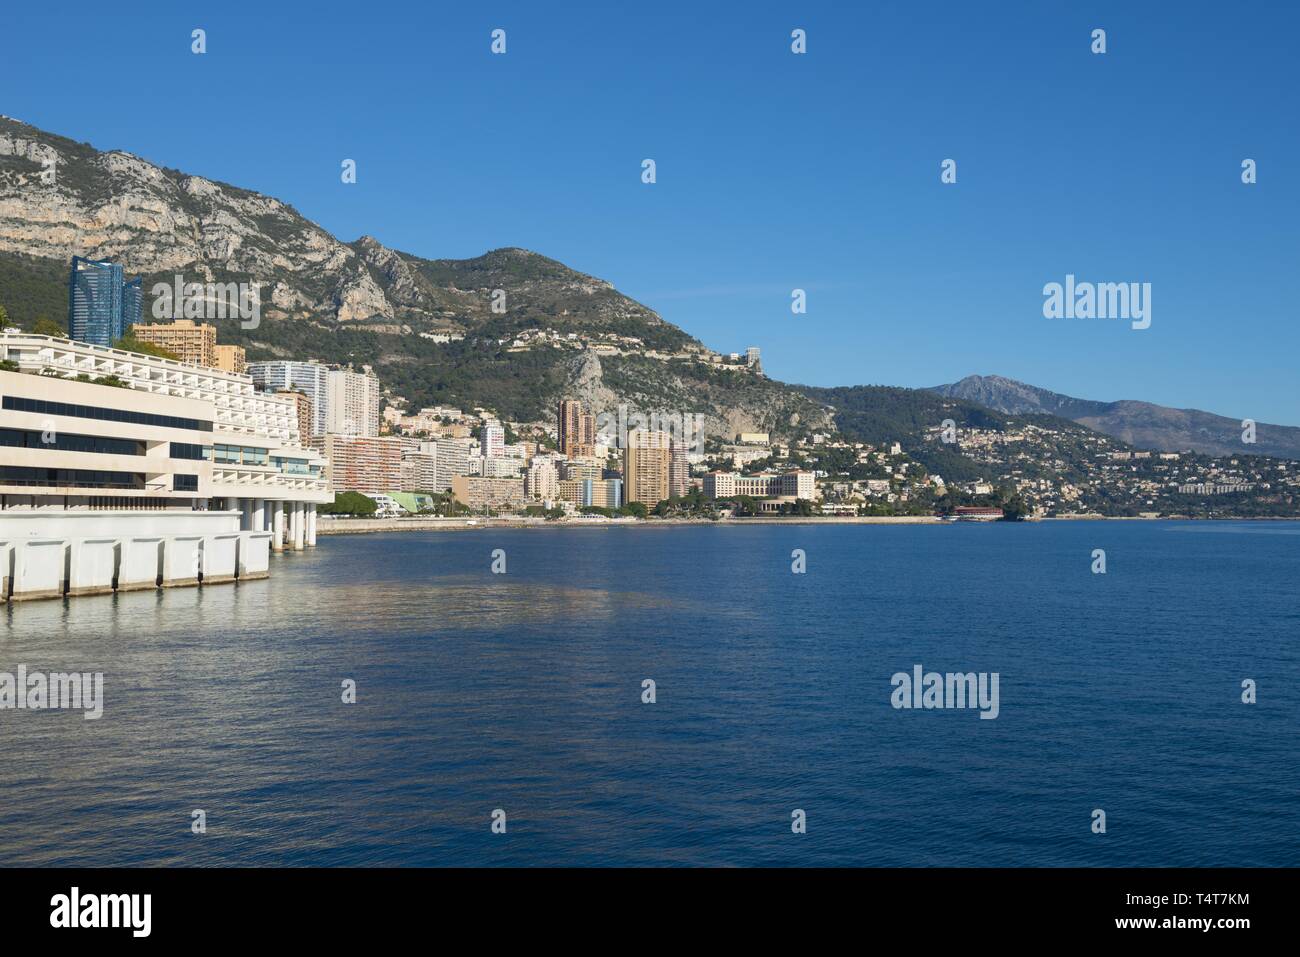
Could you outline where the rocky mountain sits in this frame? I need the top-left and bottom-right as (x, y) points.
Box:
(930, 374), (1300, 460)
(0, 115), (830, 436)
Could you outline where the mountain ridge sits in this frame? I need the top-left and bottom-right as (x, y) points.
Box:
(0, 115), (829, 437)
(930, 374), (1300, 459)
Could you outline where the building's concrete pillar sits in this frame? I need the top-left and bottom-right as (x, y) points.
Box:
(240, 499), (253, 531)
(252, 498), (266, 534)
(293, 502), (306, 551)
(306, 505), (317, 547)
(271, 501), (285, 552)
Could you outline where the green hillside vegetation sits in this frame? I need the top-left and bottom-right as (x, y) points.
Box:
(799, 383), (1125, 485)
(0, 251), (68, 328)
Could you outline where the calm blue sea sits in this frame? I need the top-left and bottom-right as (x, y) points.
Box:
(1, 521), (1296, 867)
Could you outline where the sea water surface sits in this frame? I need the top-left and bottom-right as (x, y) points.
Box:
(1, 521), (1296, 867)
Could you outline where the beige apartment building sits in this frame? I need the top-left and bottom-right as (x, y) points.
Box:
(214, 343), (246, 374)
(557, 398), (597, 458)
(399, 451), (438, 492)
(279, 390), (314, 444)
(451, 475), (526, 511)
(131, 319), (217, 368)
(623, 429), (672, 505)
(309, 434), (403, 493)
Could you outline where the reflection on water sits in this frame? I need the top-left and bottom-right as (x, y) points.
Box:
(1, 523), (1298, 866)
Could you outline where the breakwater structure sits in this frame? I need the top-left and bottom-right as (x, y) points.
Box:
(0, 509), (276, 601)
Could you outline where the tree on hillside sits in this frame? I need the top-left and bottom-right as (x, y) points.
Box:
(0, 304), (10, 330)
(999, 493), (1032, 521)
(32, 317), (65, 337)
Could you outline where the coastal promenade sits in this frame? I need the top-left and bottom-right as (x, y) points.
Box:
(317, 515), (944, 534)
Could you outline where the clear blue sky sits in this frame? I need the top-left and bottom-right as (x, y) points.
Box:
(6, 1), (1298, 422)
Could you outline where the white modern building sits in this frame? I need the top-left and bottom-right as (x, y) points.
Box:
(325, 368), (380, 436)
(367, 493), (408, 517)
(432, 438), (472, 492)
(702, 470), (815, 501)
(246, 360), (330, 437)
(0, 334), (333, 601)
(481, 422), (505, 458)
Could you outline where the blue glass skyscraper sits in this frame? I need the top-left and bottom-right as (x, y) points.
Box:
(67, 256), (143, 346)
(121, 276), (143, 334)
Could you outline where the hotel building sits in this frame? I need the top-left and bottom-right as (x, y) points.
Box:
(0, 333), (332, 600)
(703, 470), (816, 501)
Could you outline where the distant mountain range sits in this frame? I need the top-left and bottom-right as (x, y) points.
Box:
(929, 375), (1300, 460)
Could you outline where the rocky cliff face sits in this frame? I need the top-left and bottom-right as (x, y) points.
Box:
(0, 117), (368, 318)
(0, 116), (693, 340)
(0, 115), (826, 438)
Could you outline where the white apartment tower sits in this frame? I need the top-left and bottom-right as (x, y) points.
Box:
(481, 422), (505, 458)
(326, 368), (380, 437)
(246, 360), (330, 437)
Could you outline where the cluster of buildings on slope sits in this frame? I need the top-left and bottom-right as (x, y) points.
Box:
(327, 392), (818, 518)
(917, 422), (1300, 516)
(494, 327), (763, 373)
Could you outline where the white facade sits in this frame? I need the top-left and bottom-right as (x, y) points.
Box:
(525, 458), (559, 500)
(246, 360), (329, 437)
(703, 470), (815, 501)
(433, 439), (472, 492)
(3, 334), (302, 444)
(0, 333), (333, 600)
(481, 423), (505, 458)
(325, 368), (380, 436)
